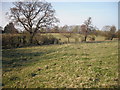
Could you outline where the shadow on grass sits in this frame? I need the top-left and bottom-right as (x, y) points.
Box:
(85, 40), (116, 43)
(2, 46), (62, 72)
(2, 49), (46, 72)
(61, 40), (116, 44)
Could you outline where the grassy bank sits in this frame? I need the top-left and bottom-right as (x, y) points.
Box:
(2, 41), (118, 88)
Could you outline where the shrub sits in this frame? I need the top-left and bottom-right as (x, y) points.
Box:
(89, 35), (95, 41)
(2, 33), (59, 49)
(3, 34), (30, 49)
(34, 34), (59, 45)
(104, 33), (115, 40)
(2, 34), (22, 48)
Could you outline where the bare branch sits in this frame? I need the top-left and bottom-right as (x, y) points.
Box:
(9, 0), (59, 43)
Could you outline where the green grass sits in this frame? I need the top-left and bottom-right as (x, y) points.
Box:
(2, 40), (118, 88)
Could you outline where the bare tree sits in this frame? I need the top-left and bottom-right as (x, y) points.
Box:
(62, 33), (72, 43)
(110, 26), (116, 36)
(60, 25), (73, 43)
(108, 25), (116, 40)
(81, 17), (92, 42)
(102, 25), (111, 31)
(51, 26), (59, 33)
(102, 25), (116, 40)
(9, 0), (59, 44)
(72, 25), (80, 33)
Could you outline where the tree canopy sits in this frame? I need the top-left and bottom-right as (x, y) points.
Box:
(9, 0), (59, 43)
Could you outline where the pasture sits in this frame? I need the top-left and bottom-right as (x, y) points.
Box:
(2, 36), (118, 88)
(1, 1), (119, 89)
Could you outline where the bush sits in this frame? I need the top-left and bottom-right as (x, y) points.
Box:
(2, 33), (59, 49)
(2, 34), (28, 49)
(89, 36), (95, 41)
(34, 34), (59, 45)
(104, 34), (114, 40)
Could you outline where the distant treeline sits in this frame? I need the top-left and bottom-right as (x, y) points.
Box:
(1, 22), (120, 49)
(1, 1), (119, 49)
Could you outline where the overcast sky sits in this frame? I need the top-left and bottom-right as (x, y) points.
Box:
(0, 0), (119, 30)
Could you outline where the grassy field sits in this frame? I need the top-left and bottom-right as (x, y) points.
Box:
(2, 38), (118, 88)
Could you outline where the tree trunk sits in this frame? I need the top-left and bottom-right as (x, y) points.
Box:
(29, 33), (34, 44)
(84, 35), (87, 42)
